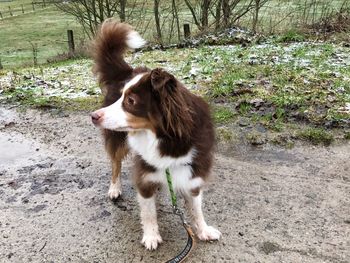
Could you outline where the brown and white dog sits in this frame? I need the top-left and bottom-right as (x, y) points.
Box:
(91, 19), (221, 250)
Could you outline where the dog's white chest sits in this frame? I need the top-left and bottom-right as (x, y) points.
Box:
(127, 130), (194, 169)
(127, 130), (203, 191)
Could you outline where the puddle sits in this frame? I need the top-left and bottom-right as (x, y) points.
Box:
(0, 132), (44, 168)
(218, 142), (302, 164)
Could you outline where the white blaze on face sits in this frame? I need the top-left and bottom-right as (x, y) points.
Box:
(98, 73), (145, 131)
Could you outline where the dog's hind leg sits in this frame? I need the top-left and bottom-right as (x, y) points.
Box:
(105, 133), (129, 200)
(108, 146), (128, 200)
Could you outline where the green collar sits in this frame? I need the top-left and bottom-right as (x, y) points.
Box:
(166, 168), (177, 207)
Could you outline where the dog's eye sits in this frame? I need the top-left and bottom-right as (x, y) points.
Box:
(127, 96), (135, 106)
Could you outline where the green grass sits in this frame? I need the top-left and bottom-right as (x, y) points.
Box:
(216, 127), (235, 141)
(245, 131), (266, 146)
(213, 105), (235, 124)
(203, 42), (349, 127)
(297, 127), (334, 145)
(0, 0), (33, 10)
(0, 6), (84, 68)
(3, 83), (102, 111)
(1, 0), (348, 69)
(0, 0), (348, 147)
(1, 37), (349, 145)
(247, 0), (348, 34)
(278, 30), (306, 42)
(345, 132), (350, 140)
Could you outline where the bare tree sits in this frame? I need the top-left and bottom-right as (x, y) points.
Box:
(119, 0), (127, 22)
(154, 0), (162, 43)
(184, 0), (213, 30)
(152, 0), (184, 44)
(252, 0), (270, 33)
(171, 0), (181, 42)
(222, 0), (230, 27)
(215, 0), (223, 30)
(184, 0), (201, 29)
(201, 0), (211, 28)
(55, 0), (129, 38)
(222, 0), (256, 28)
(185, 0), (257, 31)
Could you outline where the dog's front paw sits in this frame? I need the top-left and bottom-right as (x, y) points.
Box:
(197, 225), (221, 241)
(108, 182), (122, 200)
(141, 233), (162, 250)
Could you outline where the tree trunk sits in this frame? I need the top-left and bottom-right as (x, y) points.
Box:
(215, 0), (222, 30)
(222, 0), (230, 27)
(154, 0), (162, 43)
(119, 0), (126, 22)
(184, 0), (201, 29)
(172, 0), (181, 41)
(252, 0), (259, 33)
(201, 0), (210, 29)
(98, 0), (104, 22)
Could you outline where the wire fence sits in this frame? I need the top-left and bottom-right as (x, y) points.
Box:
(0, 28), (81, 69)
(0, 1), (53, 19)
(0, 0), (83, 68)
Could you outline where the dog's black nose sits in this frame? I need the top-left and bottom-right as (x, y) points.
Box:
(90, 112), (101, 125)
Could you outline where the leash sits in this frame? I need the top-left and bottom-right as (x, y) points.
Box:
(165, 168), (195, 263)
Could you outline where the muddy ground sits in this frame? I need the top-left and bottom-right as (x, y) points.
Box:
(0, 105), (349, 263)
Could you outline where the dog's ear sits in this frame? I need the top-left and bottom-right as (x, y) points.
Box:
(150, 68), (176, 92)
(150, 68), (193, 138)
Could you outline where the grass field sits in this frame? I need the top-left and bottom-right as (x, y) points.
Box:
(243, 0), (348, 33)
(1, 0), (348, 68)
(0, 0), (349, 145)
(0, 4), (83, 68)
(0, 0), (32, 10)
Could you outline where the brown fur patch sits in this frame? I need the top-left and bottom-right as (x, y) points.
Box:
(150, 68), (194, 139)
(133, 155), (160, 198)
(92, 21), (133, 91)
(126, 113), (156, 133)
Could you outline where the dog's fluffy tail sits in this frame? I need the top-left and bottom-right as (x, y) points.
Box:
(92, 19), (146, 88)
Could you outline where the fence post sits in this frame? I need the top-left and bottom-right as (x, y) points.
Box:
(183, 24), (191, 39)
(67, 30), (75, 54)
(28, 41), (38, 66)
(33, 49), (37, 66)
(21, 4), (24, 13)
(32, 2), (35, 11)
(0, 57), (3, 70)
(184, 24), (191, 39)
(0, 11), (3, 19)
(8, 6), (13, 16)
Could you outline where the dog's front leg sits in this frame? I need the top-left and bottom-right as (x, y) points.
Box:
(185, 190), (222, 241)
(137, 192), (162, 250)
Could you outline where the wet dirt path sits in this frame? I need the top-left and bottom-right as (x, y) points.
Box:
(0, 106), (349, 263)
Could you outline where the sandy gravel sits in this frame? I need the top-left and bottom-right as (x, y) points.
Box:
(0, 106), (349, 263)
